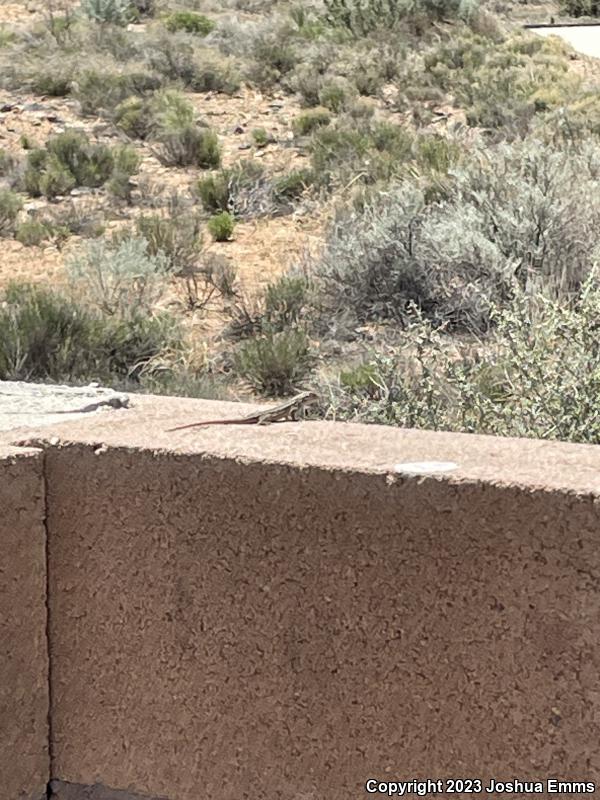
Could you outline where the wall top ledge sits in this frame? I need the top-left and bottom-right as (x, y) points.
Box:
(4, 392), (600, 497)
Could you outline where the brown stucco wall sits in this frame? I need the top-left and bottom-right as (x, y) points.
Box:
(0, 446), (49, 800)
(27, 395), (600, 800)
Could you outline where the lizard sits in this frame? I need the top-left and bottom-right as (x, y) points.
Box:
(165, 390), (319, 432)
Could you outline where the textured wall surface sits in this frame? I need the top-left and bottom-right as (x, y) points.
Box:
(0, 446), (49, 800)
(40, 429), (600, 800)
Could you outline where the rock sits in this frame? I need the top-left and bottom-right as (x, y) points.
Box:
(238, 143), (251, 150)
(233, 124), (245, 134)
(0, 103), (15, 113)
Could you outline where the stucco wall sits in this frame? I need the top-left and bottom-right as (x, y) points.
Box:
(0, 446), (49, 800)
(37, 429), (600, 800)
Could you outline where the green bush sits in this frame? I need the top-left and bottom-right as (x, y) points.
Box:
(332, 275), (600, 444)
(318, 78), (356, 113)
(560, 0), (600, 15)
(0, 281), (177, 383)
(147, 90), (221, 167)
(157, 125), (221, 168)
(323, 0), (479, 36)
(263, 275), (310, 331)
(164, 11), (215, 35)
(149, 88), (195, 129)
(80, 0), (136, 25)
(114, 96), (153, 138)
(292, 107), (331, 136)
(0, 188), (22, 236)
(233, 328), (314, 396)
(311, 139), (600, 330)
(273, 169), (314, 200)
(30, 63), (72, 96)
(0, 26), (16, 47)
(107, 145), (141, 202)
(196, 171), (230, 213)
(251, 127), (270, 147)
(196, 160), (264, 213)
(23, 131), (138, 200)
(207, 211), (235, 241)
(0, 148), (19, 179)
(67, 236), (169, 317)
(246, 23), (299, 88)
(74, 67), (161, 117)
(136, 200), (203, 274)
(0, 282), (105, 381)
(15, 219), (50, 246)
(185, 49), (241, 94)
(422, 30), (576, 137)
(310, 119), (414, 187)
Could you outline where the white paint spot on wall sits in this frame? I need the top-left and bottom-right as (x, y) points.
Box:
(394, 461), (459, 475)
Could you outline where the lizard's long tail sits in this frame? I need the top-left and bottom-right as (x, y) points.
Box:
(165, 418), (257, 432)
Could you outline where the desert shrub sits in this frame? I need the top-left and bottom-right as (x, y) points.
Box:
(332, 277), (600, 444)
(80, 0), (136, 25)
(310, 139), (600, 330)
(136, 198), (202, 274)
(30, 60), (72, 96)
(149, 88), (195, 129)
(147, 89), (221, 167)
(49, 131), (113, 186)
(74, 66), (161, 117)
(0, 26), (16, 47)
(263, 275), (311, 331)
(0, 148), (20, 179)
(114, 96), (153, 138)
(157, 125), (221, 168)
(15, 219), (51, 246)
(560, 0), (600, 15)
(292, 107), (331, 136)
(23, 131), (131, 199)
(195, 160), (265, 215)
(107, 144), (141, 202)
(273, 169), (314, 200)
(0, 188), (22, 236)
(67, 235), (169, 317)
(196, 171), (230, 213)
(142, 31), (239, 93)
(0, 282), (106, 381)
(164, 11), (215, 35)
(0, 281), (177, 382)
(185, 49), (241, 93)
(245, 19), (299, 88)
(37, 199), (106, 241)
(251, 127), (270, 147)
(208, 211), (235, 241)
(422, 30), (577, 137)
(288, 56), (332, 107)
(537, 93), (600, 143)
(318, 78), (357, 113)
(310, 118), (415, 187)
(323, 0), (479, 36)
(233, 328), (313, 396)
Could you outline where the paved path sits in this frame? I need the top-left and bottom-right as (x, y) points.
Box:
(531, 24), (600, 58)
(0, 381), (129, 431)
